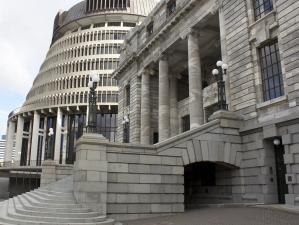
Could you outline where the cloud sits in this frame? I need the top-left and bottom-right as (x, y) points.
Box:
(0, 41), (32, 95)
(0, 110), (9, 136)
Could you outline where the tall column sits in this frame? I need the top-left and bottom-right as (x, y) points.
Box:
(188, 30), (204, 129)
(30, 111), (40, 165)
(15, 115), (24, 163)
(54, 108), (62, 163)
(41, 116), (47, 161)
(219, 6), (231, 110)
(159, 55), (170, 142)
(4, 120), (16, 164)
(170, 73), (179, 137)
(140, 69), (151, 144)
(62, 115), (68, 164)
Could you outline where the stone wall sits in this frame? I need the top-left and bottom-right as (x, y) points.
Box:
(222, 0), (257, 122)
(240, 131), (278, 203)
(277, 0), (299, 107)
(279, 122), (299, 206)
(41, 161), (73, 187)
(107, 152), (184, 221)
(75, 133), (184, 220)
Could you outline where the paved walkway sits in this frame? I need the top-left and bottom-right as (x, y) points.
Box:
(122, 207), (299, 225)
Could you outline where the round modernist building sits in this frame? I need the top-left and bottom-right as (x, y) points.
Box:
(4, 0), (157, 166)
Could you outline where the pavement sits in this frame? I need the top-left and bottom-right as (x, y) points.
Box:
(122, 207), (299, 225)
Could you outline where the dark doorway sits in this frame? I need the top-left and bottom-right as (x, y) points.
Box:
(184, 162), (234, 209)
(274, 142), (288, 203)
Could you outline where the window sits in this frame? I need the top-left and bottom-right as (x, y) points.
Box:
(123, 122), (130, 143)
(108, 22), (121, 27)
(259, 40), (284, 101)
(123, 22), (136, 27)
(177, 70), (189, 101)
(153, 132), (159, 144)
(94, 22), (105, 28)
(147, 22), (154, 37)
(81, 25), (90, 30)
(39, 118), (45, 129)
(23, 121), (31, 132)
(167, 0), (176, 17)
(182, 115), (190, 132)
(253, 0), (273, 20)
(125, 84), (130, 106)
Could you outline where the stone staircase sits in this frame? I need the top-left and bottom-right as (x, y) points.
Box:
(0, 176), (115, 225)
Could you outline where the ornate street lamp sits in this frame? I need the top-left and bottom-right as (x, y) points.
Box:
(87, 74), (99, 133)
(122, 115), (130, 143)
(212, 60), (228, 111)
(45, 128), (54, 160)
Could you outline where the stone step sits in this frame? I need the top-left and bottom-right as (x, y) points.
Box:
(41, 185), (73, 191)
(26, 192), (76, 204)
(9, 199), (108, 224)
(21, 194), (82, 209)
(36, 189), (74, 197)
(0, 176), (115, 225)
(0, 214), (115, 225)
(14, 197), (101, 218)
(33, 190), (74, 200)
(17, 196), (91, 214)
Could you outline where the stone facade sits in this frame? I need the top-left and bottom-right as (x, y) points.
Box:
(110, 0), (299, 217)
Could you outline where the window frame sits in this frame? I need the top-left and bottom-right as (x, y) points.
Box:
(253, 0), (273, 20)
(167, 0), (176, 17)
(258, 40), (284, 102)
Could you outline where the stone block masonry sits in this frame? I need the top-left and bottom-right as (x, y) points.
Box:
(107, 152), (184, 221)
(41, 160), (73, 187)
(75, 133), (184, 220)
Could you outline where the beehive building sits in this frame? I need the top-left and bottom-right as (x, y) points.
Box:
(4, 0), (157, 166)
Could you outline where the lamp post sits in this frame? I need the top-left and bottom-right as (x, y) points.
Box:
(122, 115), (130, 143)
(212, 60), (228, 111)
(45, 128), (54, 160)
(87, 74), (99, 133)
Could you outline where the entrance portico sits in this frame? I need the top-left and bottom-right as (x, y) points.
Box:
(118, 11), (222, 144)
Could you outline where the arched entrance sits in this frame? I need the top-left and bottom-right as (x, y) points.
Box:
(184, 161), (237, 209)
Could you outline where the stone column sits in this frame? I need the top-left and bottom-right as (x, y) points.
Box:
(159, 55), (170, 142)
(219, 6), (231, 110)
(140, 69), (151, 144)
(4, 120), (16, 164)
(62, 115), (68, 164)
(170, 73), (179, 137)
(30, 111), (40, 165)
(15, 115), (24, 163)
(41, 116), (47, 161)
(74, 133), (108, 215)
(40, 160), (57, 187)
(188, 30), (204, 129)
(54, 108), (62, 163)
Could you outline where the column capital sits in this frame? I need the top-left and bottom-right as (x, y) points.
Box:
(180, 27), (200, 40)
(187, 28), (200, 38)
(137, 68), (150, 77)
(159, 52), (168, 61)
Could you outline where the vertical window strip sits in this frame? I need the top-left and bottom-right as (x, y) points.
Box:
(259, 41), (284, 101)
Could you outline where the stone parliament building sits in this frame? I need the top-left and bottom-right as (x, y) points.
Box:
(1, 0), (299, 224)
